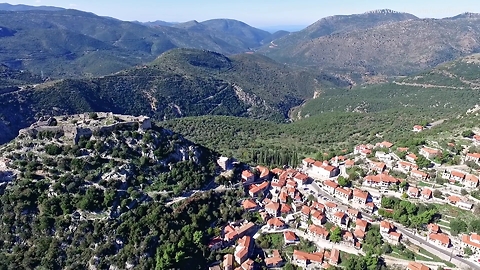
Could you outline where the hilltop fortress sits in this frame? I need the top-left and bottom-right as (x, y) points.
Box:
(19, 112), (152, 144)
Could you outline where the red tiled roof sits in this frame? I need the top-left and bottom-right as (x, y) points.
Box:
(294, 172), (309, 182)
(406, 153), (418, 160)
(389, 231), (402, 239)
(380, 141), (393, 148)
(293, 250), (323, 263)
(334, 211), (346, 219)
(271, 168), (284, 175)
(348, 208), (359, 216)
(242, 170), (254, 178)
(324, 180), (339, 188)
(408, 187), (419, 195)
(265, 202), (280, 211)
(451, 170), (466, 178)
(311, 209), (325, 221)
(281, 203), (292, 213)
(447, 195), (461, 203)
(466, 174), (479, 183)
(267, 217), (285, 227)
(413, 125), (424, 130)
(242, 199), (258, 210)
(397, 147), (409, 152)
(421, 188), (432, 197)
(429, 233), (450, 245)
(283, 231), (298, 241)
(407, 262), (430, 270)
(257, 166), (270, 178)
(330, 248), (340, 264)
(427, 223), (439, 233)
(325, 201), (337, 209)
(223, 254), (233, 268)
(311, 202), (325, 211)
(365, 202), (375, 208)
(356, 219), (368, 229)
(301, 205), (311, 215)
(303, 158), (316, 164)
(411, 169), (428, 178)
(335, 187), (352, 196)
(264, 250), (283, 266)
(353, 189), (369, 199)
(308, 224), (329, 237)
(354, 228), (366, 238)
(345, 159), (355, 166)
(467, 153), (480, 159)
(380, 221), (393, 230)
(421, 147), (441, 154)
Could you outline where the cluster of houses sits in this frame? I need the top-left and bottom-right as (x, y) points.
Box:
(211, 134), (480, 269)
(292, 248), (340, 269)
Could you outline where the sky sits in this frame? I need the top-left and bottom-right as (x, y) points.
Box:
(5, 0), (480, 28)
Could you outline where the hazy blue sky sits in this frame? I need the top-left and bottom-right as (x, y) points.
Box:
(6, 0), (480, 27)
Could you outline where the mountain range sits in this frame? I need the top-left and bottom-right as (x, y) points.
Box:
(261, 10), (480, 82)
(0, 48), (326, 144)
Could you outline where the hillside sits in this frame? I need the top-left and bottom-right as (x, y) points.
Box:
(0, 112), (245, 269)
(173, 19), (271, 49)
(263, 9), (417, 49)
(0, 48), (323, 145)
(0, 9), (275, 78)
(262, 13), (480, 83)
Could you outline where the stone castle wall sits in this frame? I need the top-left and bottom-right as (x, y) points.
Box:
(19, 113), (152, 144)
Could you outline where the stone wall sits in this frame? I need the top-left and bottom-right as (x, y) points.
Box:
(19, 113), (152, 144)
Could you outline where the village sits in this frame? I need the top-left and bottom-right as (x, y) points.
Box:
(207, 125), (480, 270)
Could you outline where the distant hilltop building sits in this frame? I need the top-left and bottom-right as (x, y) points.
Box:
(19, 112), (152, 144)
(364, 9), (404, 14)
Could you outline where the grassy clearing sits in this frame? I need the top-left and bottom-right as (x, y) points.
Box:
(433, 203), (477, 224)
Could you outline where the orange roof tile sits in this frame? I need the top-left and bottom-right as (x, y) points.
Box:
(356, 219), (368, 229)
(294, 172), (309, 182)
(447, 195), (461, 203)
(408, 187), (419, 195)
(333, 211), (346, 219)
(335, 187), (352, 196)
(421, 188), (432, 197)
(265, 202), (280, 211)
(267, 217), (285, 227)
(421, 147), (441, 154)
(380, 141), (393, 148)
(353, 189), (369, 199)
(407, 262), (430, 270)
(242, 170), (254, 178)
(293, 250), (323, 263)
(429, 233), (450, 245)
(451, 170), (466, 178)
(397, 147), (409, 152)
(354, 228), (366, 238)
(280, 203), (292, 213)
(466, 174), (479, 183)
(283, 231), (298, 241)
(303, 158), (316, 164)
(308, 224), (329, 237)
(411, 169), (428, 177)
(467, 153), (480, 159)
(301, 205), (311, 216)
(324, 180), (339, 188)
(242, 199), (258, 210)
(380, 221), (393, 229)
(330, 248), (340, 264)
(271, 168), (284, 175)
(325, 201), (337, 209)
(427, 223), (439, 233)
(406, 153), (418, 160)
(345, 159), (355, 166)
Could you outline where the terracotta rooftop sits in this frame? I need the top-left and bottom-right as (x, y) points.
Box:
(283, 231), (298, 241)
(429, 233), (450, 245)
(407, 261), (430, 270)
(242, 199), (258, 210)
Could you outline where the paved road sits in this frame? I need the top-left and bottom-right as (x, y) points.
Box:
(394, 225), (478, 270)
